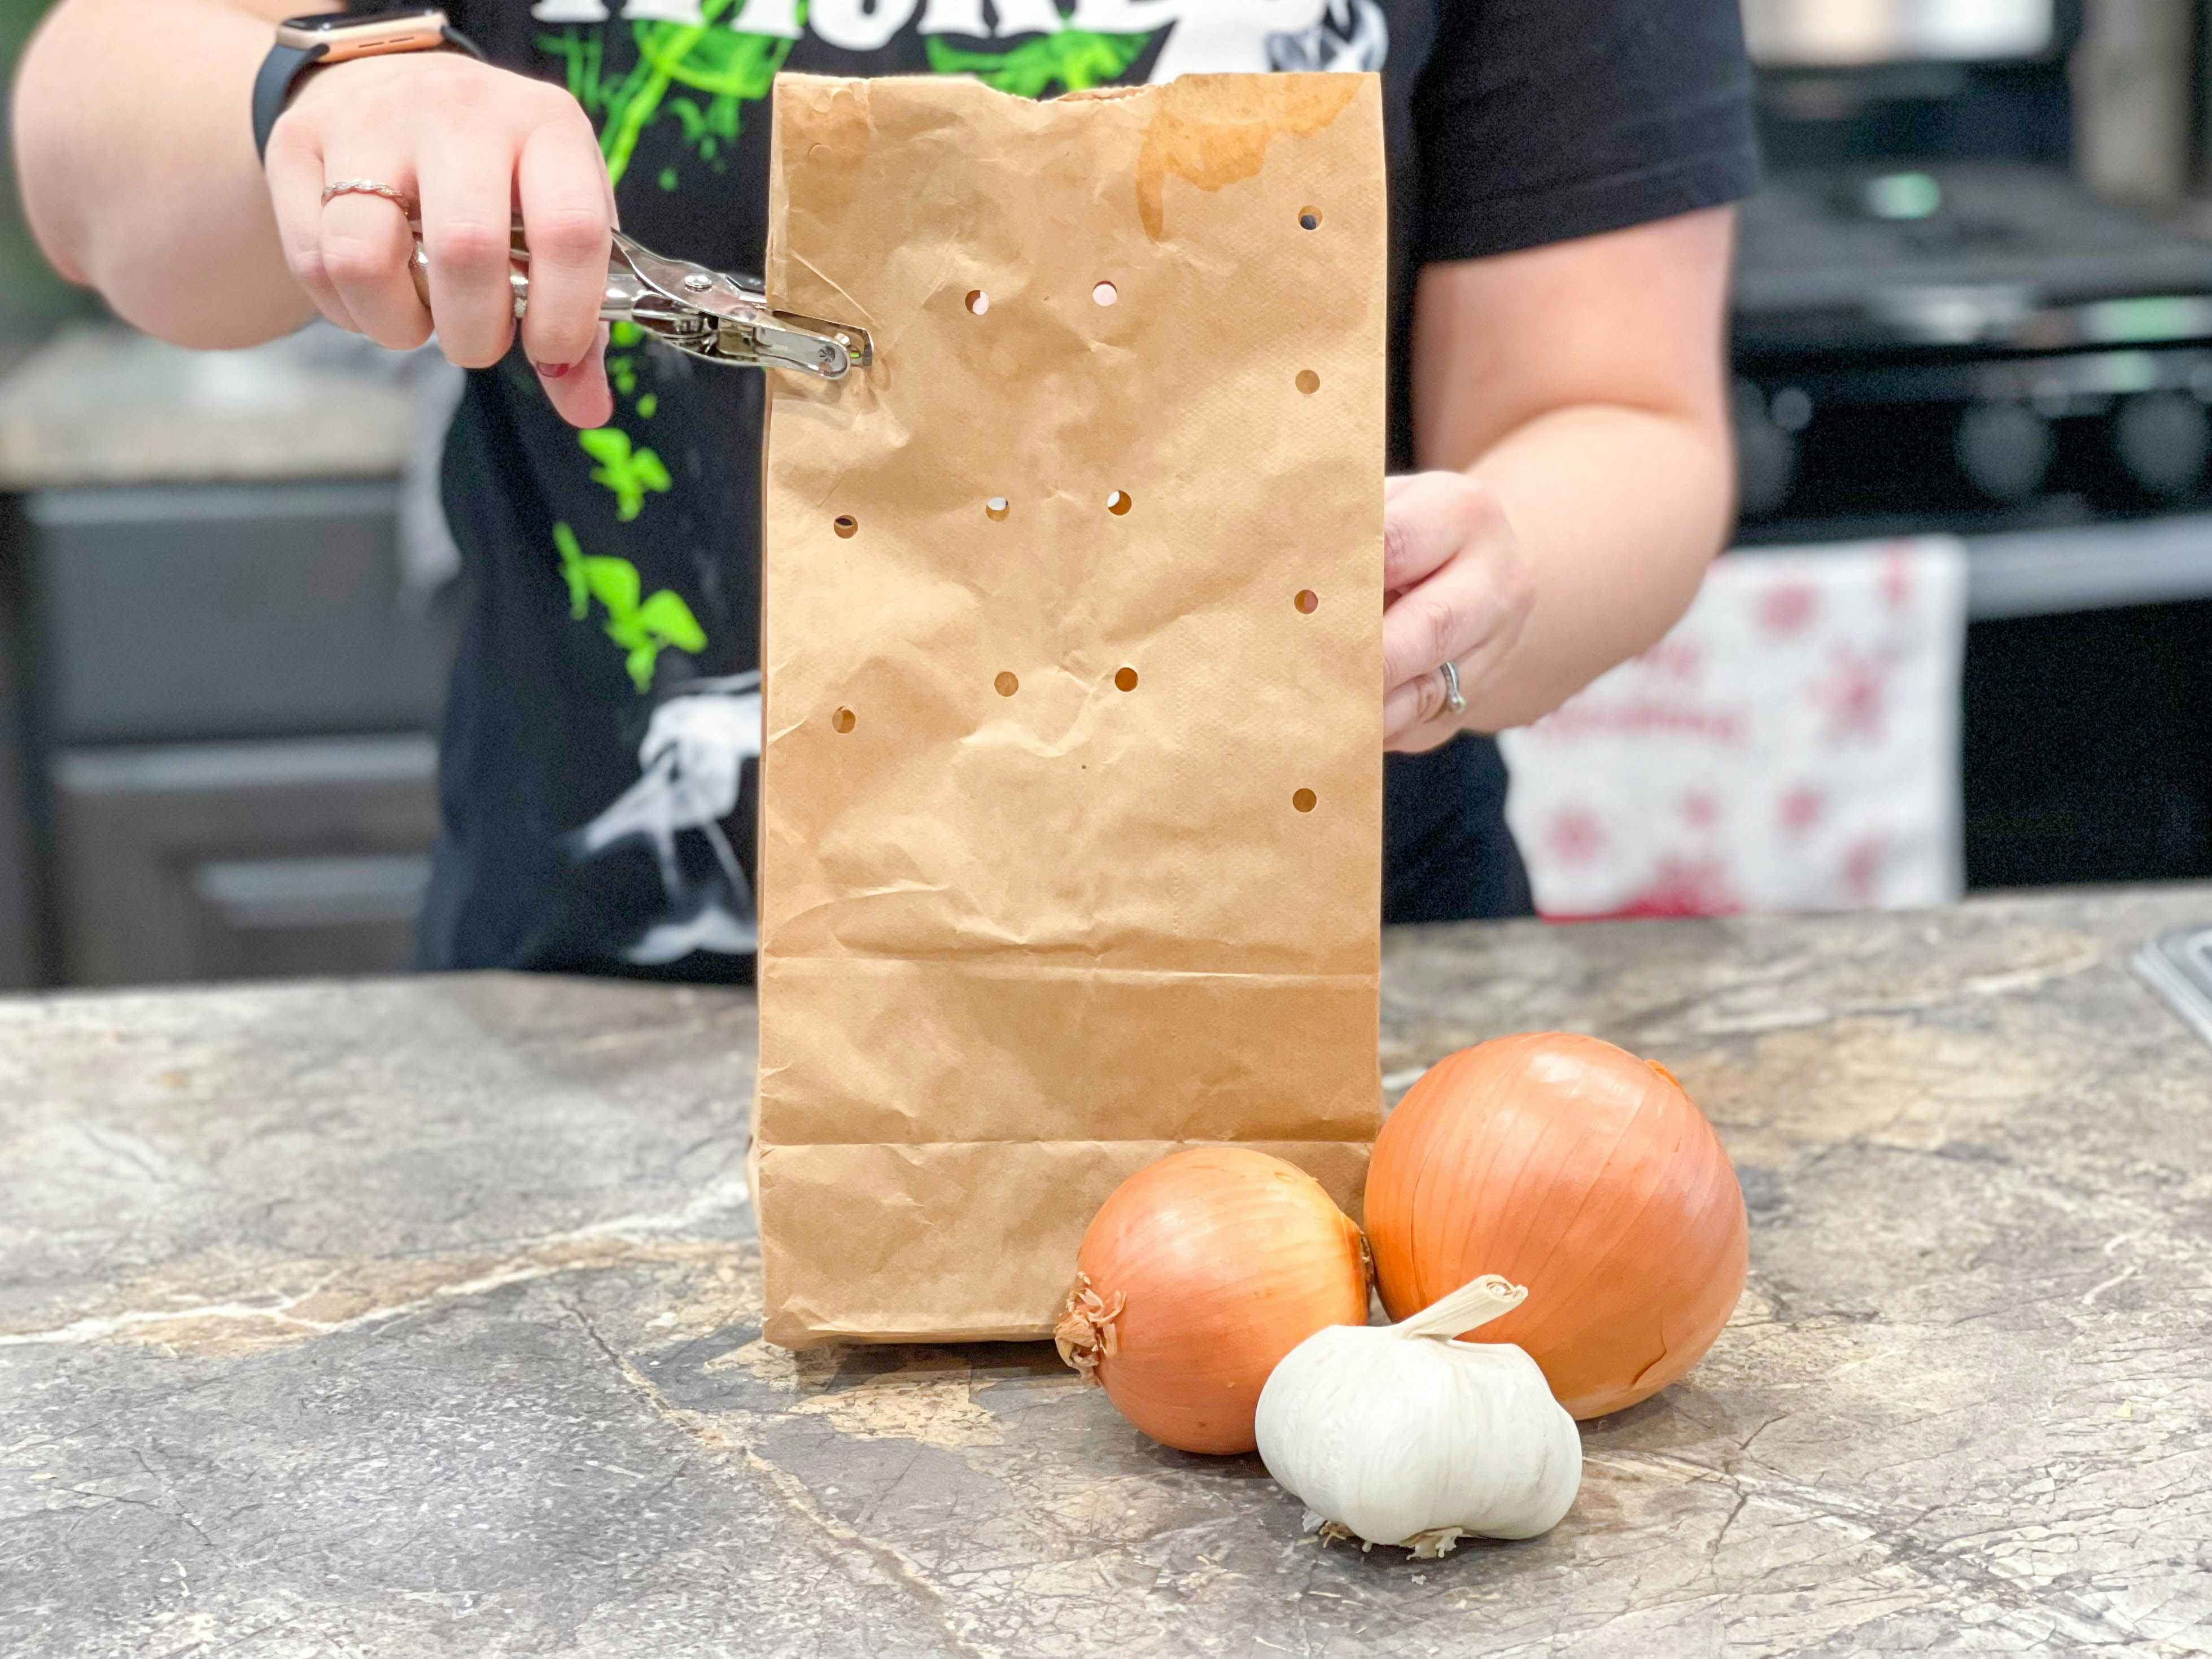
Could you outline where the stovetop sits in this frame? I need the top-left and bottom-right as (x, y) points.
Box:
(1735, 163), (2212, 354)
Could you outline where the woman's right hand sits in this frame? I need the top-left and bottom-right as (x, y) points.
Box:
(263, 51), (615, 428)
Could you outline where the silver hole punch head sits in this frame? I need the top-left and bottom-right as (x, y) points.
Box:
(409, 220), (872, 380)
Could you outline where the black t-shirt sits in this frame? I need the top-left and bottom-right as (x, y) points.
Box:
(416, 0), (1758, 979)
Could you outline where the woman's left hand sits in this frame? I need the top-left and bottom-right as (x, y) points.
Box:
(1383, 471), (1536, 751)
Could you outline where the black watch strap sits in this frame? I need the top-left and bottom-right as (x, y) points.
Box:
(251, 23), (485, 163)
(252, 41), (326, 162)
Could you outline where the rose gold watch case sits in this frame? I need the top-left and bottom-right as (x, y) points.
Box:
(275, 10), (449, 63)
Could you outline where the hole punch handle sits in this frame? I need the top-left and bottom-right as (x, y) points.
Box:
(406, 217), (872, 379)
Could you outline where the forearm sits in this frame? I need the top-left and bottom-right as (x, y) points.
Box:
(1395, 210), (1739, 743)
(1458, 402), (1734, 732)
(13, 0), (317, 346)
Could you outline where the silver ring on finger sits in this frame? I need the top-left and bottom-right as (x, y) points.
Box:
(322, 179), (418, 218)
(1437, 658), (1467, 716)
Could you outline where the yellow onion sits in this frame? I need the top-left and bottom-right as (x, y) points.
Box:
(1055, 1146), (1370, 1454)
(1366, 1034), (1747, 1420)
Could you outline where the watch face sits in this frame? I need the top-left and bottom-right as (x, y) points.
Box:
(281, 6), (441, 33)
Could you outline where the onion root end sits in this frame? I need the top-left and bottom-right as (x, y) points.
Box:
(1053, 1272), (1125, 1385)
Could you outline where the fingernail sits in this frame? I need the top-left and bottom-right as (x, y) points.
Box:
(535, 360), (571, 379)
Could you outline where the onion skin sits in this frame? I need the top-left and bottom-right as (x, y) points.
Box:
(1059, 1147), (1370, 1455)
(1366, 1034), (1747, 1420)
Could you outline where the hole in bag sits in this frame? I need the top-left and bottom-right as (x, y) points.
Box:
(1296, 369), (1321, 395)
(1293, 788), (1318, 813)
(966, 290), (990, 316)
(832, 707), (856, 734)
(995, 672), (1020, 697)
(1106, 490), (1133, 516)
(1295, 589), (1319, 614)
(1114, 667), (1139, 692)
(833, 515), (858, 538)
(1093, 281), (1118, 306)
(1299, 208), (1321, 231)
(986, 497), (1010, 521)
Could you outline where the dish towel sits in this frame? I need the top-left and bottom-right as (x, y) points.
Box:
(1497, 536), (1969, 918)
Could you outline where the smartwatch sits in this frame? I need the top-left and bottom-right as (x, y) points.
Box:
(252, 6), (486, 161)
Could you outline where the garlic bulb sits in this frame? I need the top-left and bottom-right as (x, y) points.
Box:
(1254, 1275), (1581, 1557)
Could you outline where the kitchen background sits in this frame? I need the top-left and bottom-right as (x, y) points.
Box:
(1, 0), (2209, 987)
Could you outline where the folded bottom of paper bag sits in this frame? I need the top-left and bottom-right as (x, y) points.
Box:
(754, 1138), (1371, 1348)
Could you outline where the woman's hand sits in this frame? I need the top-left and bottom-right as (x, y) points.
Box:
(1383, 471), (1536, 751)
(263, 52), (615, 428)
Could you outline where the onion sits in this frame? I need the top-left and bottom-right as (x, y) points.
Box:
(1366, 1034), (1746, 1420)
(1055, 1146), (1370, 1454)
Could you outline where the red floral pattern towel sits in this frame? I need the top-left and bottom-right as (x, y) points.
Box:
(1498, 537), (1969, 918)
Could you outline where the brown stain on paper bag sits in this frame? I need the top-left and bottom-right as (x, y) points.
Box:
(1127, 75), (1363, 241)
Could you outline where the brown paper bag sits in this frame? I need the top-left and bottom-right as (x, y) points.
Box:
(755, 71), (1385, 1348)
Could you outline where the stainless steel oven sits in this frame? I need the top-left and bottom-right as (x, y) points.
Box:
(1733, 0), (2212, 891)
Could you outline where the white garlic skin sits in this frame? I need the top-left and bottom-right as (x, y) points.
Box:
(1255, 1323), (1582, 1548)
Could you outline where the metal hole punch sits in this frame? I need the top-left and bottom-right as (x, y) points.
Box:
(409, 219), (872, 380)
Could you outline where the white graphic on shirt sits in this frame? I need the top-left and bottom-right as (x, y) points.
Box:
(568, 671), (761, 964)
(1061, 0), (1325, 77)
(1265, 0), (1388, 73)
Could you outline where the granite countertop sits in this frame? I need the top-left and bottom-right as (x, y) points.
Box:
(0, 322), (415, 491)
(3, 888), (2210, 1656)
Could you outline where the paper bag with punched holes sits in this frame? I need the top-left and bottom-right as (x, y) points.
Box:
(755, 72), (1386, 1347)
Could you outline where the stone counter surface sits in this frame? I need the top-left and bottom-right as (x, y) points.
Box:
(0, 325), (413, 491)
(2, 889), (2209, 1657)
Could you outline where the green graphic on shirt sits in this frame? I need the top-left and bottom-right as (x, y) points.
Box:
(555, 522), (708, 691)
(534, 5), (1162, 690)
(540, 3), (1157, 191)
(924, 29), (1150, 97)
(538, 0), (799, 191)
(606, 318), (643, 400)
(579, 427), (672, 522)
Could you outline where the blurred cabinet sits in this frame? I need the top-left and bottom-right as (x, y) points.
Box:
(50, 737), (439, 985)
(28, 483), (449, 743)
(0, 518), (37, 988)
(16, 479), (455, 987)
